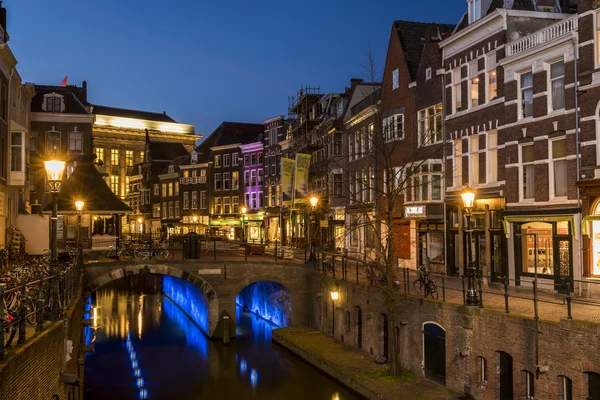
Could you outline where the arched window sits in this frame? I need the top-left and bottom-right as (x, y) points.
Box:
(42, 93), (64, 113)
(558, 375), (572, 400)
(585, 372), (600, 399)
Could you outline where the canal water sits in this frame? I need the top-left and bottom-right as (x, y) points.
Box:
(84, 276), (362, 400)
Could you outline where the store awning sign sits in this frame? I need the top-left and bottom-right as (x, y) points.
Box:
(405, 205), (426, 218)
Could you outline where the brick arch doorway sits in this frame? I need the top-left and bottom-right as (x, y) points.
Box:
(422, 322), (446, 386)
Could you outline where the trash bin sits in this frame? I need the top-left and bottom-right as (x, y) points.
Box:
(183, 232), (200, 259)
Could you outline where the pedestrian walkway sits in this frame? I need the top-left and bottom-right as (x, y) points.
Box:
(272, 327), (459, 400)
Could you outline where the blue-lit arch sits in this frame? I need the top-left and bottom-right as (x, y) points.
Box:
(235, 280), (291, 328)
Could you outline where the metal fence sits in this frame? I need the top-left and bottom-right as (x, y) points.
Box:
(0, 257), (81, 359)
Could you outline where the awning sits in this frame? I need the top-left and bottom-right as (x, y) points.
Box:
(503, 215), (575, 237)
(582, 216), (600, 236)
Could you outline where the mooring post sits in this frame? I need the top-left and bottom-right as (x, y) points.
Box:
(223, 315), (230, 345)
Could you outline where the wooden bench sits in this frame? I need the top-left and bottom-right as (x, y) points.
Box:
(246, 244), (265, 256)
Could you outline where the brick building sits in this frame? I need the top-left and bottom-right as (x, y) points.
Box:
(262, 115), (286, 243)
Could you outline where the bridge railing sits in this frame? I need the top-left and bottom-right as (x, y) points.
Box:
(0, 256), (81, 359)
(314, 251), (600, 323)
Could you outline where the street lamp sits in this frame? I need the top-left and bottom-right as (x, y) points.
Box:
(137, 217), (143, 237)
(75, 201), (84, 259)
(241, 207), (247, 243)
(461, 187), (479, 305)
(308, 196), (319, 262)
(192, 215), (198, 233)
(330, 290), (339, 337)
(44, 160), (66, 265)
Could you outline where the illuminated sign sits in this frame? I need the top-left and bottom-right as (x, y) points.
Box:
(405, 205), (426, 217)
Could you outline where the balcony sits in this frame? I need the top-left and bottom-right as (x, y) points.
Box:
(180, 176), (207, 185)
(506, 15), (577, 57)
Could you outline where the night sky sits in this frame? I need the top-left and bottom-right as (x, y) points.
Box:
(9, 0), (464, 138)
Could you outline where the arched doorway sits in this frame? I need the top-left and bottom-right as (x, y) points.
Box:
(354, 306), (362, 349)
(423, 322), (445, 385)
(586, 372), (600, 399)
(498, 351), (513, 400)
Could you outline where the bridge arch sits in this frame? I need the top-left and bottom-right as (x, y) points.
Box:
(233, 275), (293, 328)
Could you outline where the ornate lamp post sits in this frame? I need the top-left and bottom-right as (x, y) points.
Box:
(44, 160), (66, 265)
(241, 207), (247, 243)
(461, 187), (479, 305)
(308, 196), (318, 262)
(75, 200), (84, 259)
(330, 289), (339, 337)
(192, 215), (198, 233)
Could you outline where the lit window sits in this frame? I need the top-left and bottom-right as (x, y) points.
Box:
(487, 131), (497, 183)
(551, 139), (567, 198)
(110, 149), (119, 165)
(520, 71), (533, 119)
(68, 132), (82, 154)
(191, 191), (197, 209)
(470, 62), (479, 108)
(417, 104), (443, 146)
(520, 145), (535, 200)
(550, 60), (565, 111)
(125, 150), (134, 167)
(214, 155), (221, 167)
(168, 182), (173, 197)
(453, 68), (462, 113)
(232, 171), (239, 189)
(215, 197), (222, 214)
(392, 68), (399, 90)
(232, 196), (239, 214)
(140, 151), (144, 163)
(125, 176), (130, 195)
(46, 131), (61, 154)
(110, 175), (120, 195)
(95, 147), (104, 164)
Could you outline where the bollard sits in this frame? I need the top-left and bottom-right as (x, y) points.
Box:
(223, 315), (230, 345)
(441, 273), (446, 302)
(275, 240), (278, 261)
(461, 275), (466, 305)
(18, 281), (27, 345)
(533, 278), (539, 321)
(0, 286), (5, 359)
(566, 280), (572, 320)
(244, 243), (248, 261)
(37, 273), (45, 332)
(503, 277), (510, 314)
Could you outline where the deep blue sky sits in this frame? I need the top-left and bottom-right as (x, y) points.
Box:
(8, 0), (464, 138)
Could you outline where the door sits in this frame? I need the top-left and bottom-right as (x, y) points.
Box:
(589, 372), (600, 399)
(555, 237), (572, 294)
(499, 351), (513, 400)
(448, 232), (459, 275)
(490, 232), (507, 282)
(423, 323), (446, 385)
(380, 313), (389, 359)
(355, 306), (362, 349)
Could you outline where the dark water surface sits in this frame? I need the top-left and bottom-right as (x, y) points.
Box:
(84, 280), (362, 400)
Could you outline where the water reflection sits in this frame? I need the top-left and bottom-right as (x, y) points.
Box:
(85, 276), (362, 400)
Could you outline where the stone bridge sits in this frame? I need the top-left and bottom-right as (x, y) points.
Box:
(84, 259), (313, 339)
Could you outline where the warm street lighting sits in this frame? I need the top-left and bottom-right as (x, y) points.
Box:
(241, 207), (247, 214)
(75, 200), (84, 213)
(44, 160), (66, 267)
(307, 197), (319, 263)
(137, 217), (143, 224)
(75, 201), (84, 260)
(192, 216), (198, 223)
(330, 291), (339, 301)
(310, 196), (318, 208)
(330, 290), (339, 337)
(461, 186), (479, 306)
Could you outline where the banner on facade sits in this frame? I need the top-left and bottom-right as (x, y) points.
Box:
(294, 153), (311, 200)
(281, 157), (295, 205)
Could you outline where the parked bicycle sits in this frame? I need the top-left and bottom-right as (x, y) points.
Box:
(413, 265), (438, 300)
(134, 241), (171, 260)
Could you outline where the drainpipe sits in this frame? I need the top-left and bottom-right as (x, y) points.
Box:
(573, 36), (583, 297)
(440, 68), (448, 274)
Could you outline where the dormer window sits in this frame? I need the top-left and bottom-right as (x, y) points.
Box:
(168, 165), (175, 174)
(43, 93), (64, 113)
(468, 0), (482, 24)
(190, 150), (198, 164)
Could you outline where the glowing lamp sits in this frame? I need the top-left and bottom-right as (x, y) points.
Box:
(310, 196), (318, 208)
(137, 218), (143, 224)
(75, 200), (84, 212)
(44, 160), (66, 192)
(330, 291), (339, 301)
(461, 188), (476, 210)
(192, 216), (198, 223)
(241, 207), (247, 214)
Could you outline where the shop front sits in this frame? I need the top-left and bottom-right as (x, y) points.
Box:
(209, 217), (242, 240)
(407, 204), (445, 274)
(505, 215), (577, 291)
(580, 190), (600, 279)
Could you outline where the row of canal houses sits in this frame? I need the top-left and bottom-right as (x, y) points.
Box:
(131, 0), (600, 293)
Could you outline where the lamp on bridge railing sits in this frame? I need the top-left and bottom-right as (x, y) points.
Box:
(44, 160), (66, 265)
(307, 196), (319, 263)
(461, 186), (479, 306)
(137, 217), (143, 236)
(192, 215), (198, 233)
(75, 200), (84, 258)
(330, 290), (339, 337)
(241, 207), (247, 243)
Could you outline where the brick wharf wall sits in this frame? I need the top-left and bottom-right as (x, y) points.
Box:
(0, 295), (86, 400)
(312, 274), (600, 399)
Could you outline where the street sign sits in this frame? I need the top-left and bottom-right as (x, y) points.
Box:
(197, 268), (222, 275)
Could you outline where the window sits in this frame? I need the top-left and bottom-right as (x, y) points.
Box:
(140, 151), (144, 163)
(232, 153), (239, 166)
(521, 145), (535, 200)
(175, 201), (179, 218)
(550, 60), (565, 111)
(232, 171), (239, 189)
(251, 170), (257, 186)
(244, 155), (249, 166)
(190, 151), (198, 164)
(223, 172), (230, 190)
(183, 192), (189, 209)
(369, 165), (375, 201)
(392, 68), (399, 90)
(68, 132), (82, 154)
(251, 192), (257, 209)
(487, 131), (497, 183)
(417, 104), (443, 145)
(426, 67), (432, 80)
(214, 155), (221, 167)
(258, 152), (263, 164)
(487, 52), (497, 101)
(362, 168), (368, 202)
(244, 171), (250, 187)
(587, 372), (600, 400)
(520, 71), (533, 119)
(468, 0), (482, 23)
(232, 196), (239, 213)
(191, 191), (198, 209)
(383, 113), (404, 142)
(411, 163), (442, 202)
(46, 131), (61, 154)
(270, 128), (277, 145)
(333, 174), (343, 197)
(478, 357), (487, 384)
(168, 182), (173, 197)
(597, 13), (600, 66)
(333, 133), (342, 156)
(349, 134), (354, 161)
(223, 153), (230, 167)
(250, 154), (256, 165)
(29, 131), (37, 152)
(368, 123), (374, 154)
(355, 133), (361, 159)
(350, 215), (359, 247)
(125, 150), (134, 167)
(470, 135), (480, 185)
(162, 201), (167, 218)
(245, 193), (250, 209)
(95, 147), (104, 164)
(524, 370), (534, 399)
(153, 184), (159, 196)
(361, 128), (367, 155)
(168, 202), (174, 218)
(559, 376), (572, 400)
(258, 169), (263, 185)
(214, 173), (221, 190)
(453, 139), (462, 188)
(453, 68), (462, 113)
(215, 198), (223, 214)
(200, 191), (206, 209)
(162, 183), (167, 197)
(125, 177), (130, 195)
(221, 197), (229, 214)
(551, 139), (567, 198)
(44, 95), (62, 113)
(152, 204), (160, 218)
(111, 149), (119, 165)
(10, 132), (22, 172)
(470, 62), (479, 108)
(29, 166), (37, 191)
(199, 169), (207, 183)
(110, 175), (120, 195)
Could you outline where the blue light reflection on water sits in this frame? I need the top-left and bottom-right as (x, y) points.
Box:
(235, 281), (291, 327)
(162, 295), (209, 357)
(162, 275), (209, 334)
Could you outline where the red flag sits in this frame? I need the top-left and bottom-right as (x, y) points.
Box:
(59, 75), (68, 87)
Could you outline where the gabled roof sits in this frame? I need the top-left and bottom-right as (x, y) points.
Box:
(394, 21), (455, 81)
(210, 122), (264, 147)
(196, 133), (217, 164)
(91, 104), (177, 123)
(45, 161), (132, 214)
(149, 141), (189, 161)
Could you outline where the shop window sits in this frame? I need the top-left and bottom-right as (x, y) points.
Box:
(426, 232), (444, 263)
(519, 221), (554, 275)
(559, 376), (572, 400)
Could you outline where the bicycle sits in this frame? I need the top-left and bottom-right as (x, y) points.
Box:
(413, 265), (438, 300)
(134, 242), (169, 260)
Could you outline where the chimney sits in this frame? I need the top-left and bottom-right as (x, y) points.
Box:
(350, 78), (363, 85)
(81, 80), (88, 102)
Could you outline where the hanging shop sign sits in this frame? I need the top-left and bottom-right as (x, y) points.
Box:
(405, 205), (426, 218)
